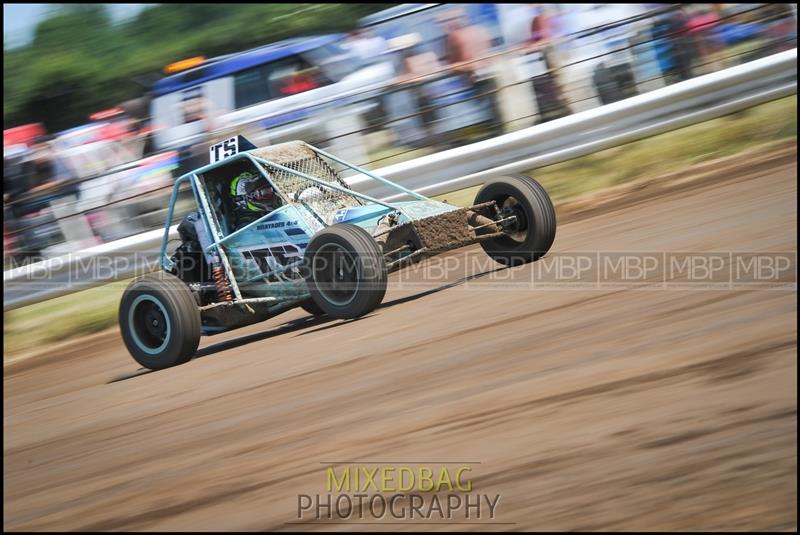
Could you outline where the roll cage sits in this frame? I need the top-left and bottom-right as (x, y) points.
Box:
(159, 140), (430, 309)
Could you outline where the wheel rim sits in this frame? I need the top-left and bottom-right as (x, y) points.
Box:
(314, 243), (359, 306)
(497, 196), (530, 243)
(128, 295), (171, 355)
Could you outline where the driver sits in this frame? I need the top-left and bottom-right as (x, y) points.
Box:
(230, 170), (278, 229)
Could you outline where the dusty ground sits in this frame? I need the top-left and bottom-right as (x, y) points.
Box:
(4, 160), (797, 531)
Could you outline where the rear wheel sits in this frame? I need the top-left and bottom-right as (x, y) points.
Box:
(304, 224), (387, 319)
(119, 271), (201, 370)
(474, 174), (556, 266)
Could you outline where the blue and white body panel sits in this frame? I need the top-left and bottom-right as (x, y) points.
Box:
(159, 137), (468, 335)
(221, 199), (458, 299)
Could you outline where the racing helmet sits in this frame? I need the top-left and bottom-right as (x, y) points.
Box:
(232, 171), (275, 212)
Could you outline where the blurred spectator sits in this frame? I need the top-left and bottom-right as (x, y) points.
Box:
(525, 4), (572, 122)
(629, 19), (664, 84)
(384, 33), (439, 148)
(438, 9), (504, 136)
(3, 137), (71, 259)
(652, 6), (696, 83)
(4, 148), (30, 260)
(3, 135), (80, 215)
(529, 4), (552, 44)
(687, 6), (722, 36)
(759, 3), (797, 55)
(27, 136), (61, 195)
(440, 10), (492, 78)
(3, 147), (34, 208)
(686, 5), (723, 72)
(345, 28), (389, 64)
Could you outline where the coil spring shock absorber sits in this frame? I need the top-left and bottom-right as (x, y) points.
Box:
(212, 265), (233, 302)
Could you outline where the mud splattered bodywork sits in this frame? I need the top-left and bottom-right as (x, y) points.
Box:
(159, 139), (502, 328)
(125, 133), (554, 356)
(121, 135), (554, 367)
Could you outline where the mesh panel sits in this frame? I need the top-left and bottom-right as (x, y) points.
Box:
(251, 141), (363, 225)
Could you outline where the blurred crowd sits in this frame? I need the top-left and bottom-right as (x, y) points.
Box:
(3, 3), (797, 267)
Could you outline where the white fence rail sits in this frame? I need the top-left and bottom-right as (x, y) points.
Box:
(4, 49), (796, 311)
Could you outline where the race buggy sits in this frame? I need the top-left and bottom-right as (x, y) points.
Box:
(119, 136), (556, 369)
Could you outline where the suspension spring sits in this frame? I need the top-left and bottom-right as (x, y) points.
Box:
(212, 265), (233, 302)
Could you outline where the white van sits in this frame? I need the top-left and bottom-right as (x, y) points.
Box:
(150, 34), (394, 151)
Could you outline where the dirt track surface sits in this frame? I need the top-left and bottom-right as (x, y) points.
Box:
(4, 161), (797, 531)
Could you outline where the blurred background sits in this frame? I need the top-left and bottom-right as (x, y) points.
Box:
(3, 3), (797, 267)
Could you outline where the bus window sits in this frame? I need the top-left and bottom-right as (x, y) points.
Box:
(234, 66), (271, 109)
(233, 56), (331, 110)
(267, 60), (322, 96)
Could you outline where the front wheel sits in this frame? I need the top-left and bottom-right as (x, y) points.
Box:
(119, 272), (201, 370)
(299, 298), (326, 317)
(474, 174), (557, 266)
(304, 224), (387, 319)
